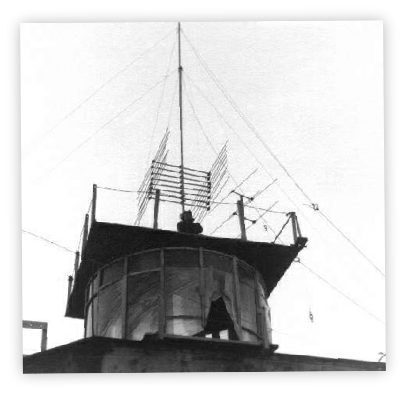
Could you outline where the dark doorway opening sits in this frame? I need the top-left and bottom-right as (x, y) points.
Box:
(200, 297), (238, 340)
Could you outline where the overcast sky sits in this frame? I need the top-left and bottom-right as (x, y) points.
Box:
(21, 21), (384, 361)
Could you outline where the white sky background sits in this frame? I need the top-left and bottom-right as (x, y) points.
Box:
(21, 22), (384, 360)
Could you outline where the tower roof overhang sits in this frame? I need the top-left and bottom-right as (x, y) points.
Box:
(66, 221), (306, 319)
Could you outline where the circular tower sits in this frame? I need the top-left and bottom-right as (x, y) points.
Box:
(66, 204), (307, 350)
(84, 247), (272, 344)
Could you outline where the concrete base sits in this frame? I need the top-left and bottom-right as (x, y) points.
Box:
(23, 336), (385, 373)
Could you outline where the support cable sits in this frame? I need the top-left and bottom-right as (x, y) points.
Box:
(184, 78), (224, 220)
(196, 175), (230, 223)
(97, 184), (239, 204)
(317, 210), (385, 277)
(183, 76), (276, 235)
(33, 70), (176, 184)
(183, 43), (317, 233)
(184, 71), (292, 231)
(184, 72), (278, 184)
(183, 31), (314, 204)
(183, 37), (320, 220)
(166, 73), (178, 129)
(184, 79), (218, 154)
(243, 181), (280, 236)
(184, 33), (384, 280)
(210, 213), (236, 235)
(251, 179), (278, 201)
(246, 201), (279, 233)
(271, 211), (291, 243)
(245, 205), (288, 215)
(97, 185), (150, 193)
(200, 169), (257, 222)
(299, 261), (385, 325)
(144, 37), (177, 173)
(22, 229), (76, 254)
(23, 27), (176, 158)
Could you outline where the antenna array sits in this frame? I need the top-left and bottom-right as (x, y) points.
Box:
(193, 143), (228, 221)
(135, 129), (170, 225)
(151, 161), (211, 209)
(135, 137), (228, 225)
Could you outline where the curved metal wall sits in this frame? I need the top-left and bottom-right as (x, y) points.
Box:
(84, 247), (271, 345)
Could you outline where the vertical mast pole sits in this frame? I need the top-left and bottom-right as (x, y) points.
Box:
(178, 22), (185, 213)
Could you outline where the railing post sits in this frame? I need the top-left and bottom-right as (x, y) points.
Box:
(81, 214), (89, 262)
(153, 189), (161, 229)
(23, 321), (48, 352)
(291, 212), (298, 244)
(237, 196), (247, 241)
(40, 324), (48, 352)
(91, 184), (97, 226)
(74, 251), (80, 277)
(295, 213), (302, 238)
(67, 275), (73, 299)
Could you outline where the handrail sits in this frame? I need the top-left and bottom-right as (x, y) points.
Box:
(23, 320), (48, 352)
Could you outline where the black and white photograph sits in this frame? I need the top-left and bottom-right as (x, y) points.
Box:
(20, 21), (385, 373)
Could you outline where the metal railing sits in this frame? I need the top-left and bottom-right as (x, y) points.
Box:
(68, 184), (98, 297)
(23, 320), (48, 353)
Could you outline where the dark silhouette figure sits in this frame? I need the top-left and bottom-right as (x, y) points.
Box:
(177, 210), (203, 235)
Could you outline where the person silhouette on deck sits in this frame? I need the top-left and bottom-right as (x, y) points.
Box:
(177, 210), (203, 235)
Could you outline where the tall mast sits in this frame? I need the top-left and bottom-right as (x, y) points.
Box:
(178, 22), (185, 213)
